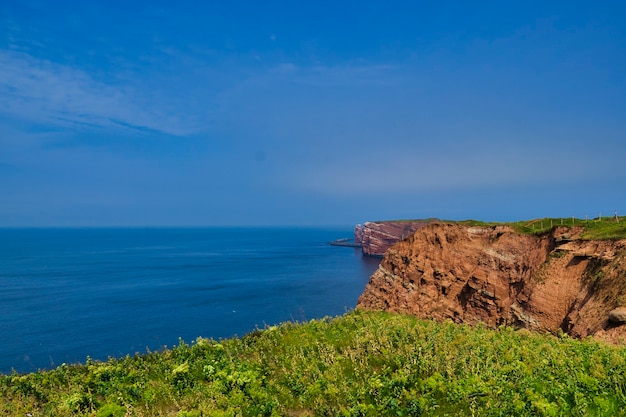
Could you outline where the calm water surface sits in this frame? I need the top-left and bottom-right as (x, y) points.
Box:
(0, 227), (379, 374)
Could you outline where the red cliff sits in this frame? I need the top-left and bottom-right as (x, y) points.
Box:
(354, 220), (436, 256)
(357, 222), (626, 343)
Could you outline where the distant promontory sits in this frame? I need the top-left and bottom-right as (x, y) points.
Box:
(354, 219), (437, 256)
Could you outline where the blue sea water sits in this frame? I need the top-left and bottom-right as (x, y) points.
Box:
(0, 227), (380, 374)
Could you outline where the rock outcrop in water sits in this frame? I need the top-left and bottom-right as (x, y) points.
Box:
(354, 220), (436, 256)
(357, 222), (626, 343)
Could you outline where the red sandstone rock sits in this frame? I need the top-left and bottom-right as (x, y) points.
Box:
(354, 224), (364, 246)
(355, 220), (436, 256)
(357, 222), (626, 343)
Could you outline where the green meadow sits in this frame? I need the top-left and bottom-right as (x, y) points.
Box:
(3, 310), (626, 416)
(454, 216), (626, 240)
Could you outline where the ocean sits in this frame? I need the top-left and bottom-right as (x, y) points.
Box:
(0, 227), (380, 374)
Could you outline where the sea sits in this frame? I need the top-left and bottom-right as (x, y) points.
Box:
(0, 227), (380, 375)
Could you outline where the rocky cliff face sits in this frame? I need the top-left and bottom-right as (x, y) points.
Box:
(354, 220), (436, 256)
(357, 222), (626, 343)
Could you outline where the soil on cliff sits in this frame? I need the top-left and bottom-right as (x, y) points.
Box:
(357, 222), (626, 343)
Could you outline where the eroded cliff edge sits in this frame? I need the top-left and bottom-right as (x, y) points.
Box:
(354, 220), (437, 256)
(357, 222), (626, 343)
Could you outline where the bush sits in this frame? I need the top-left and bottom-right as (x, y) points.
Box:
(2, 310), (626, 416)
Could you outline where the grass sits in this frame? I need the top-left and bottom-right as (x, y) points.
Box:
(3, 310), (626, 416)
(449, 216), (626, 240)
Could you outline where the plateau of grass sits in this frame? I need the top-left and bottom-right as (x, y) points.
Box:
(2, 310), (626, 416)
(452, 216), (626, 240)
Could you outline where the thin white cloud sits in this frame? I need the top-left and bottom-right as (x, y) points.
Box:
(213, 61), (409, 134)
(0, 49), (200, 135)
(289, 144), (615, 196)
(263, 62), (401, 87)
(210, 58), (626, 197)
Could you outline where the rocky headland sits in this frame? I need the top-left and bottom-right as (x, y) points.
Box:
(354, 220), (436, 256)
(357, 221), (626, 343)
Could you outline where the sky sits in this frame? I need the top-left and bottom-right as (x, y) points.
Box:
(1, 0), (625, 226)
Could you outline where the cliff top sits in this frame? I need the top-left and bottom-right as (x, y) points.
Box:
(364, 216), (626, 240)
(449, 216), (626, 240)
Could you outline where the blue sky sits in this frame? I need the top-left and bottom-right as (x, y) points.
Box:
(1, 1), (625, 226)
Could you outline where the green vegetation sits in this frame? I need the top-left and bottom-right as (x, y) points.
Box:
(3, 310), (626, 416)
(452, 216), (626, 239)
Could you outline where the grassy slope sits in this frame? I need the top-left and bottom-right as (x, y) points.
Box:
(3, 310), (626, 417)
(452, 216), (626, 240)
